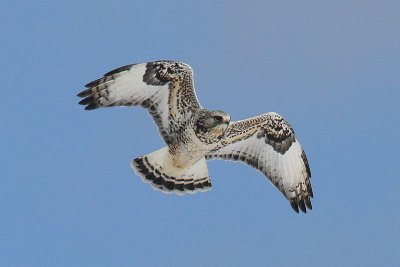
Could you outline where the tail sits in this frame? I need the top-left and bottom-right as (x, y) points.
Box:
(131, 147), (212, 195)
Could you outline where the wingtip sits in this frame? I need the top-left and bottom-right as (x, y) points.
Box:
(309, 186), (314, 198)
(78, 98), (88, 105)
(298, 199), (307, 213)
(78, 96), (99, 110)
(77, 88), (92, 98)
(84, 103), (98, 110)
(290, 200), (300, 213)
(290, 198), (312, 214)
(305, 197), (313, 210)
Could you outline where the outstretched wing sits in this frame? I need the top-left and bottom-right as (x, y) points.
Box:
(206, 112), (313, 213)
(77, 61), (201, 144)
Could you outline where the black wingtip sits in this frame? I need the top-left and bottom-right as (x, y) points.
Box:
(290, 200), (300, 213)
(77, 88), (96, 110)
(77, 92), (86, 98)
(78, 96), (98, 110)
(298, 199), (307, 213)
(305, 197), (313, 210)
(84, 103), (98, 110)
(309, 186), (314, 198)
(78, 96), (92, 105)
(290, 198), (312, 213)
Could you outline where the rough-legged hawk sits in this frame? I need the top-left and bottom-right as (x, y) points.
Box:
(77, 61), (313, 213)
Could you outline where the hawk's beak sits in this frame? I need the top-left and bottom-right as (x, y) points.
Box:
(223, 116), (231, 124)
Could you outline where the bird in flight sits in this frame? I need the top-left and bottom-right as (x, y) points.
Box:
(77, 61), (313, 213)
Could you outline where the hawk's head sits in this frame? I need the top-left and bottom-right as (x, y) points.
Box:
(195, 110), (231, 144)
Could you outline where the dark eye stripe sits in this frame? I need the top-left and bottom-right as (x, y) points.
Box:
(214, 116), (223, 121)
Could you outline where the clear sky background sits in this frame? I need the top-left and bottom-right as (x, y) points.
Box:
(1, 1), (399, 266)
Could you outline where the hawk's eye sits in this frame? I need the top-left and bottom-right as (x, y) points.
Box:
(214, 116), (223, 122)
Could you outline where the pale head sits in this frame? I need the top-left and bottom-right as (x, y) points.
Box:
(195, 110), (231, 144)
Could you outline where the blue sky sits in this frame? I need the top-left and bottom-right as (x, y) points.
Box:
(1, 1), (399, 266)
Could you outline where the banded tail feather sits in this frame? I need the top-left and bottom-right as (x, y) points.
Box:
(131, 147), (212, 194)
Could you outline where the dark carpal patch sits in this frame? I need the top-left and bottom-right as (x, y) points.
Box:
(257, 117), (296, 154)
(143, 62), (170, 86)
(143, 61), (187, 86)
